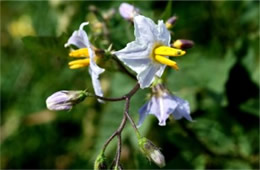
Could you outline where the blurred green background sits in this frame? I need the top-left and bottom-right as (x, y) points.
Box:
(1, 0), (259, 169)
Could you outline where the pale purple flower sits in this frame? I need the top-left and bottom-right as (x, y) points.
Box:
(46, 90), (87, 111)
(119, 3), (139, 20)
(138, 85), (193, 126)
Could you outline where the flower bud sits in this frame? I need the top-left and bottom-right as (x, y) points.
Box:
(138, 137), (165, 168)
(172, 39), (194, 50)
(119, 3), (139, 21)
(166, 16), (177, 29)
(94, 152), (107, 170)
(46, 90), (88, 111)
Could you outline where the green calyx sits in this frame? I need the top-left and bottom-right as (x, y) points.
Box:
(94, 152), (107, 170)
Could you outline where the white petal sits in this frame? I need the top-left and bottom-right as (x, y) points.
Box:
(64, 22), (89, 48)
(89, 68), (104, 103)
(155, 64), (166, 77)
(114, 41), (153, 74)
(137, 64), (161, 88)
(134, 15), (158, 43)
(114, 41), (151, 60)
(157, 20), (171, 46)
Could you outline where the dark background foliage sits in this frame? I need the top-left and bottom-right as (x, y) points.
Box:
(1, 0), (259, 169)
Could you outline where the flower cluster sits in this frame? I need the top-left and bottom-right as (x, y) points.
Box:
(45, 2), (194, 169)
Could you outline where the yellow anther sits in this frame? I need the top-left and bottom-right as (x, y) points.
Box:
(69, 64), (86, 69)
(68, 59), (90, 69)
(172, 40), (182, 49)
(155, 55), (179, 70)
(165, 23), (172, 29)
(154, 46), (186, 57)
(69, 48), (89, 58)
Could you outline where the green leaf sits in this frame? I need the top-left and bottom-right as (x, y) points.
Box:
(160, 1), (172, 20)
(240, 98), (259, 117)
(242, 46), (259, 86)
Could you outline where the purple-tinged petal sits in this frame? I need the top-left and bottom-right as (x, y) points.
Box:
(119, 3), (138, 20)
(64, 22), (89, 48)
(171, 96), (193, 121)
(46, 90), (87, 111)
(138, 102), (150, 127)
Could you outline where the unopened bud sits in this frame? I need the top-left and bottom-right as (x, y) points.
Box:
(138, 137), (165, 168)
(172, 39), (194, 50)
(119, 3), (139, 21)
(46, 90), (88, 111)
(103, 9), (116, 20)
(166, 16), (177, 29)
(94, 152), (107, 170)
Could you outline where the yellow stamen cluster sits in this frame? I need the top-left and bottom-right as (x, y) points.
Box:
(153, 46), (186, 70)
(68, 48), (90, 69)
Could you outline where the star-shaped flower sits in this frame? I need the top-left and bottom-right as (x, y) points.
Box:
(65, 22), (105, 101)
(114, 15), (186, 89)
(138, 84), (193, 126)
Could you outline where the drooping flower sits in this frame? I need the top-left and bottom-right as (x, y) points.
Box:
(138, 137), (165, 168)
(64, 22), (105, 101)
(119, 3), (139, 21)
(138, 84), (193, 126)
(46, 90), (87, 111)
(114, 15), (186, 89)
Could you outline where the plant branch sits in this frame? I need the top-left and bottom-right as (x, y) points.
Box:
(100, 83), (141, 168)
(102, 114), (127, 153)
(124, 98), (141, 138)
(94, 83), (140, 102)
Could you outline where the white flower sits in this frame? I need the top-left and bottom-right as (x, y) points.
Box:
(114, 15), (186, 89)
(65, 22), (105, 102)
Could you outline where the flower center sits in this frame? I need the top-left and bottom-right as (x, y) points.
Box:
(153, 46), (186, 70)
(68, 48), (90, 69)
